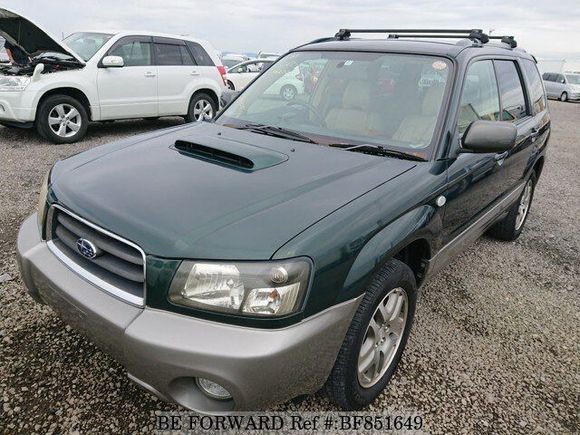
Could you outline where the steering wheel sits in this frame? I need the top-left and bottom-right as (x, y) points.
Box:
(286, 101), (326, 127)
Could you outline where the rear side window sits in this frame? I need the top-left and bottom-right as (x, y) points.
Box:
(185, 41), (214, 66)
(458, 60), (500, 133)
(109, 39), (152, 66)
(494, 60), (527, 121)
(522, 60), (547, 113)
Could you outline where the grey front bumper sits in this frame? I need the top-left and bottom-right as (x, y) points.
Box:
(16, 214), (361, 412)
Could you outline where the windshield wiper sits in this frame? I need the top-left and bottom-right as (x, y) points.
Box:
(235, 123), (318, 144)
(329, 143), (427, 162)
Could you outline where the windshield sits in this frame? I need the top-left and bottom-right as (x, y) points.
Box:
(565, 74), (580, 85)
(63, 32), (113, 61)
(217, 51), (451, 157)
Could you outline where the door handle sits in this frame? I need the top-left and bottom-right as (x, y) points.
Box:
(144, 72), (156, 77)
(530, 127), (540, 143)
(190, 70), (200, 76)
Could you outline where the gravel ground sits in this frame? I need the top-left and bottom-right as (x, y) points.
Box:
(1, 103), (579, 434)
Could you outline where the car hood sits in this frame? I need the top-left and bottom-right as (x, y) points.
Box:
(50, 122), (416, 260)
(0, 7), (84, 64)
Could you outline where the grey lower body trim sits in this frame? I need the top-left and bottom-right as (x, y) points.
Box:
(17, 213), (361, 412)
(426, 182), (525, 279)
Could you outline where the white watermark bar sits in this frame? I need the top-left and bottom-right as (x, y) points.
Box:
(153, 411), (427, 434)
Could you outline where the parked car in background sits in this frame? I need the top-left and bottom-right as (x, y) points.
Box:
(257, 51), (280, 60)
(224, 59), (274, 90)
(0, 7), (226, 143)
(542, 72), (580, 101)
(221, 54), (250, 70)
(17, 28), (549, 413)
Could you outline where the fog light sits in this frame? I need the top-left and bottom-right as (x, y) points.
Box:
(196, 378), (232, 400)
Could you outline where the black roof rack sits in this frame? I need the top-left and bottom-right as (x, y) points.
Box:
(489, 35), (517, 48)
(333, 28), (517, 48)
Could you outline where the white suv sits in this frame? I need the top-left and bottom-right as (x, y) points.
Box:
(0, 8), (226, 143)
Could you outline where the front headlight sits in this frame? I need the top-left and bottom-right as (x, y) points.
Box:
(37, 170), (50, 237)
(0, 76), (31, 92)
(168, 259), (311, 317)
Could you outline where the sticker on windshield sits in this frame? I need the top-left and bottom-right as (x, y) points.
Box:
(432, 61), (447, 71)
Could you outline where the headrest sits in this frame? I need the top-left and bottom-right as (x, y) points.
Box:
(342, 80), (371, 110)
(422, 85), (445, 115)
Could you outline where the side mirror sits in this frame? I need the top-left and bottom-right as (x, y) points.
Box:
(560, 79), (566, 84)
(461, 120), (517, 154)
(101, 55), (124, 68)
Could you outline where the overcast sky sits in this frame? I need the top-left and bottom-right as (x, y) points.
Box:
(2, 0), (579, 58)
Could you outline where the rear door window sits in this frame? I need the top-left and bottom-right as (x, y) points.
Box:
(494, 60), (527, 121)
(154, 43), (183, 65)
(179, 46), (195, 65)
(521, 60), (547, 113)
(458, 60), (500, 133)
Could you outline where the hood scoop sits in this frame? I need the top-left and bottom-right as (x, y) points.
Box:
(173, 138), (288, 172)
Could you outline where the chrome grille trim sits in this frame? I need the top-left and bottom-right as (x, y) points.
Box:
(46, 204), (146, 307)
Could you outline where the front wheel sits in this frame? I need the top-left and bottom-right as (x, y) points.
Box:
(36, 95), (88, 144)
(325, 259), (416, 410)
(560, 92), (568, 102)
(488, 171), (537, 241)
(185, 93), (217, 123)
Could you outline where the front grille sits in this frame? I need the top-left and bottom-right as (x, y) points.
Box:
(46, 205), (145, 305)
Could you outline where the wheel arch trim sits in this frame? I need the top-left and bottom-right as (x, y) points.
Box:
(35, 86), (94, 121)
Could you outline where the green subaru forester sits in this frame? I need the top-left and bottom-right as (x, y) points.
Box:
(17, 29), (549, 412)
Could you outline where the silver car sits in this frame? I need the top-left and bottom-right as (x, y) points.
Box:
(542, 72), (580, 102)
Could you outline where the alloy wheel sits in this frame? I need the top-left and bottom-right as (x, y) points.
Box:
(357, 287), (408, 388)
(193, 99), (214, 121)
(281, 86), (296, 101)
(515, 179), (533, 230)
(48, 104), (82, 138)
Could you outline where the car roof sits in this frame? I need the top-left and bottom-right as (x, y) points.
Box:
(76, 30), (212, 46)
(295, 38), (535, 62)
(229, 58), (275, 70)
(237, 59), (275, 65)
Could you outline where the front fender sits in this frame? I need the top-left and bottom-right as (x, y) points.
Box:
(338, 205), (440, 303)
(28, 69), (98, 117)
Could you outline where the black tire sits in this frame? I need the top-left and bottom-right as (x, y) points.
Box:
(325, 259), (417, 410)
(36, 95), (88, 144)
(487, 171), (537, 241)
(184, 92), (217, 123)
(560, 92), (568, 102)
(280, 84), (297, 101)
(226, 80), (235, 91)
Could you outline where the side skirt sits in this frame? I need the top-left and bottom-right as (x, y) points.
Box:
(424, 182), (525, 281)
